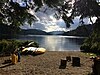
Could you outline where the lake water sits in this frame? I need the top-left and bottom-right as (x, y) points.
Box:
(14, 35), (86, 51)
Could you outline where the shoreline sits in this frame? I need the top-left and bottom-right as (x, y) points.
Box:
(0, 51), (93, 75)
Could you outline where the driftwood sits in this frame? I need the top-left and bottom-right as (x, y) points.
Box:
(92, 56), (100, 75)
(59, 58), (67, 69)
(66, 56), (71, 62)
(72, 57), (80, 67)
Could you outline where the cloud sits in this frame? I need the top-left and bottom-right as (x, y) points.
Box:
(33, 23), (46, 30)
(19, 2), (26, 7)
(21, 9), (67, 32)
(20, 4), (97, 32)
(56, 19), (66, 28)
(70, 16), (97, 30)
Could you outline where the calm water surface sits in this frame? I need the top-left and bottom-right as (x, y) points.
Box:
(14, 35), (86, 51)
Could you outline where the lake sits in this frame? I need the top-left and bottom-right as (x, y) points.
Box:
(14, 35), (86, 51)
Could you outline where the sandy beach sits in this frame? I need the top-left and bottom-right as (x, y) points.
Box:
(0, 51), (94, 75)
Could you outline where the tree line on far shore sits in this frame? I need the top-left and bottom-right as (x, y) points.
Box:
(0, 0), (100, 53)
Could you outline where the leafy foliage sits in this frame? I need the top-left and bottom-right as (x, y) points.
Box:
(0, 40), (39, 56)
(0, 0), (37, 26)
(68, 0), (100, 53)
(44, 0), (65, 7)
(0, 0), (38, 37)
(80, 19), (100, 53)
(72, 0), (100, 23)
(0, 0), (100, 27)
(0, 0), (100, 53)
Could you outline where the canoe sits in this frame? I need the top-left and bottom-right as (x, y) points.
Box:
(22, 47), (46, 55)
(34, 48), (46, 54)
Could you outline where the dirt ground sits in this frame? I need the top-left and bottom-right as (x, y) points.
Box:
(0, 51), (94, 75)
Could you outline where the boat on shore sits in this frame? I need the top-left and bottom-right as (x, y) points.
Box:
(22, 47), (46, 55)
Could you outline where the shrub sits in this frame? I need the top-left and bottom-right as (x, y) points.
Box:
(90, 42), (98, 52)
(80, 37), (100, 53)
(80, 43), (91, 52)
(0, 40), (39, 56)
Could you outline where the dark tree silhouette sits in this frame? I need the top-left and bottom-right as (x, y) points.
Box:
(0, 0), (100, 52)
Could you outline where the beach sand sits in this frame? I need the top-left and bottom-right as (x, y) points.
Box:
(0, 51), (93, 75)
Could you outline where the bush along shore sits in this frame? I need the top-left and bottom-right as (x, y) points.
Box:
(80, 20), (100, 54)
(80, 35), (100, 54)
(0, 40), (39, 56)
(0, 39), (100, 74)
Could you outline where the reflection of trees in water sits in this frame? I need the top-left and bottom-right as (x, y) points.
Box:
(66, 38), (85, 45)
(13, 35), (85, 51)
(14, 35), (46, 47)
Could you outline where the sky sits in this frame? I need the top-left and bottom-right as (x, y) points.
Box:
(13, 0), (97, 32)
(20, 5), (68, 32)
(21, 8), (97, 32)
(21, 10), (67, 32)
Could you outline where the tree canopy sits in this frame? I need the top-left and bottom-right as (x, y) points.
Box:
(0, 0), (74, 27)
(0, 0), (100, 52)
(73, 0), (100, 24)
(0, 0), (100, 34)
(0, 0), (100, 27)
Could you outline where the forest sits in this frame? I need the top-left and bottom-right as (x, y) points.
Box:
(0, 0), (100, 53)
